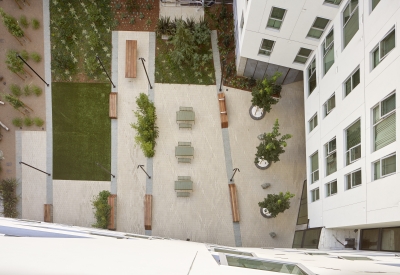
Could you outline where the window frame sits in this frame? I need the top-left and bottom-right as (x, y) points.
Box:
(258, 38), (275, 56)
(309, 113), (318, 133)
(324, 93), (336, 117)
(294, 47), (312, 64)
(371, 27), (396, 69)
(344, 67), (360, 97)
(266, 6), (287, 31)
(326, 180), (338, 197)
(342, 0), (359, 49)
(373, 153), (396, 180)
(323, 28), (335, 75)
(324, 0), (343, 6)
(308, 57), (317, 95)
(310, 151), (319, 184)
(360, 226), (400, 252)
(372, 92), (396, 151)
(311, 188), (320, 202)
(307, 17), (330, 39)
(345, 119), (361, 165)
(371, 0), (380, 13)
(345, 169), (362, 190)
(325, 137), (337, 176)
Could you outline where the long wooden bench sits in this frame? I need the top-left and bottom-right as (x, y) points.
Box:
(218, 92), (228, 128)
(125, 40), (137, 78)
(109, 93), (117, 119)
(44, 204), (53, 223)
(228, 184), (239, 222)
(107, 194), (117, 230)
(144, 194), (152, 230)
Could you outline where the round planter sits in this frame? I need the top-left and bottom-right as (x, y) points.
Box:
(249, 105), (266, 120)
(255, 158), (271, 170)
(260, 208), (273, 218)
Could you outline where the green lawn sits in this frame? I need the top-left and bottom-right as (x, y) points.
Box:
(52, 82), (111, 181)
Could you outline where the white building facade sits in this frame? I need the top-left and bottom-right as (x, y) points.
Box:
(235, 0), (400, 252)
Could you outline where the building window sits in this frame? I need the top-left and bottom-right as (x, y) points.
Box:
(361, 227), (400, 252)
(324, 93), (335, 117)
(258, 39), (275, 56)
(371, 0), (380, 12)
(311, 188), (320, 202)
(294, 48), (312, 64)
(310, 151), (319, 183)
(345, 119), (361, 165)
(373, 153), (396, 180)
(325, 138), (337, 176)
(309, 113), (318, 132)
(373, 93), (396, 151)
(345, 169), (361, 190)
(326, 180), (338, 197)
(344, 68), (360, 97)
(323, 29), (334, 74)
(307, 17), (330, 39)
(324, 0), (343, 5)
(308, 58), (316, 95)
(372, 28), (395, 69)
(267, 7), (286, 30)
(343, 0), (359, 49)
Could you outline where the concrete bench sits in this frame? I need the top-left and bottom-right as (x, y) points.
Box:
(218, 92), (228, 128)
(177, 192), (190, 197)
(107, 194), (117, 230)
(109, 93), (117, 119)
(144, 194), (152, 230)
(125, 40), (137, 78)
(228, 184), (240, 222)
(179, 123), (192, 129)
(178, 158), (191, 163)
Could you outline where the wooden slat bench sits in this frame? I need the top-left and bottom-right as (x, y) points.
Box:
(125, 40), (137, 78)
(228, 183), (240, 222)
(218, 92), (228, 128)
(44, 204), (53, 223)
(109, 93), (117, 119)
(144, 194), (152, 230)
(107, 194), (117, 230)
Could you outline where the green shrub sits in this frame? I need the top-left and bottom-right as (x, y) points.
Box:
(31, 18), (40, 29)
(24, 117), (33, 126)
(23, 84), (31, 96)
(139, 12), (144, 19)
(0, 178), (19, 218)
(19, 15), (29, 28)
(115, 3), (122, 10)
(32, 85), (42, 96)
(258, 192), (295, 218)
(131, 93), (159, 158)
(130, 17), (135, 25)
(30, 52), (41, 63)
(12, 117), (23, 127)
(33, 117), (44, 127)
(20, 49), (29, 60)
(10, 84), (22, 97)
(91, 190), (111, 229)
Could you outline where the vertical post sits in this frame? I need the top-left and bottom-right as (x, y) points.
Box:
(219, 60), (225, 92)
(139, 57), (153, 89)
(96, 55), (116, 88)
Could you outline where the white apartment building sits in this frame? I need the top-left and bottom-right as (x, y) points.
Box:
(235, 0), (400, 252)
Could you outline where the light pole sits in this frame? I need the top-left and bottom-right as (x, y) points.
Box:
(96, 55), (116, 88)
(16, 54), (49, 87)
(19, 161), (51, 176)
(139, 57), (153, 89)
(219, 60), (225, 92)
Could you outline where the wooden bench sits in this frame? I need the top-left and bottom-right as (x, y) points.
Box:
(178, 158), (191, 163)
(179, 123), (192, 129)
(107, 194), (117, 230)
(44, 204), (53, 223)
(125, 40), (137, 78)
(144, 194), (152, 230)
(218, 92), (228, 128)
(109, 93), (117, 119)
(228, 184), (240, 222)
(177, 192), (190, 197)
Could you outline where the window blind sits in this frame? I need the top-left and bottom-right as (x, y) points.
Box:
(347, 120), (360, 149)
(375, 113), (396, 150)
(343, 7), (359, 48)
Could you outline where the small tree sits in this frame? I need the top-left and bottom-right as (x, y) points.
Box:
(258, 192), (295, 218)
(0, 8), (24, 38)
(169, 21), (198, 66)
(91, 190), (111, 229)
(255, 119), (292, 164)
(5, 49), (24, 75)
(131, 93), (159, 158)
(0, 178), (19, 218)
(251, 72), (282, 113)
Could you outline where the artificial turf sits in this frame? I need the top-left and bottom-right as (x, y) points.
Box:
(52, 82), (111, 181)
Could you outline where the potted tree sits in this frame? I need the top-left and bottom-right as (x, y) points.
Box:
(255, 119), (291, 169)
(258, 191), (295, 218)
(249, 72), (282, 120)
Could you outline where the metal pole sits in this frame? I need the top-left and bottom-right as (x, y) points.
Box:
(219, 61), (225, 92)
(19, 161), (51, 176)
(137, 165), (151, 179)
(139, 57), (153, 89)
(96, 55), (116, 88)
(95, 162), (115, 178)
(16, 54), (49, 87)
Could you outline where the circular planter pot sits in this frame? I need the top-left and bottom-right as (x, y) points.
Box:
(249, 105), (266, 120)
(260, 208), (273, 218)
(255, 158), (271, 170)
